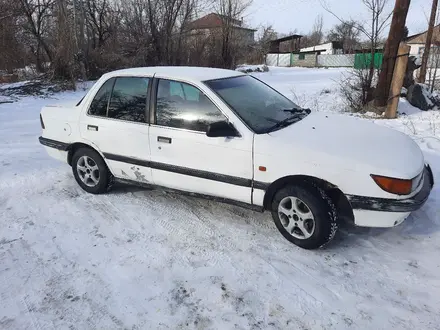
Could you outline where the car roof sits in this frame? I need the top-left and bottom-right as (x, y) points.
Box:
(101, 66), (245, 82)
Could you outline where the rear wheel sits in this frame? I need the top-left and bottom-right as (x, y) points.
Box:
(72, 148), (112, 194)
(271, 183), (338, 249)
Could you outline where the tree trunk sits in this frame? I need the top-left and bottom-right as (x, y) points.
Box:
(374, 0), (411, 107)
(418, 0), (438, 83)
(35, 42), (44, 72)
(385, 42), (410, 118)
(366, 40), (375, 104)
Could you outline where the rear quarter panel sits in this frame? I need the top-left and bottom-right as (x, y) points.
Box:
(41, 104), (82, 143)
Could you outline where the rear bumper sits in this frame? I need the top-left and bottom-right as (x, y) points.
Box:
(348, 165), (434, 228)
(39, 136), (71, 151)
(39, 136), (70, 163)
(348, 165), (434, 213)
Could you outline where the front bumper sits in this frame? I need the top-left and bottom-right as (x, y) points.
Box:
(348, 165), (434, 213)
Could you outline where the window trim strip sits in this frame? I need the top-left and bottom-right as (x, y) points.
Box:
(105, 77), (117, 118)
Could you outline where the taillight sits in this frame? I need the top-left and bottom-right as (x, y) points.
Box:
(40, 114), (45, 129)
(371, 174), (412, 195)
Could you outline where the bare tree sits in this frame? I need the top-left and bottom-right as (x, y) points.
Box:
(215, 0), (252, 68)
(141, 0), (198, 65)
(53, 0), (75, 84)
(321, 0), (392, 106)
(85, 0), (117, 49)
(427, 42), (440, 93)
(426, 10), (440, 93)
(0, 1), (25, 72)
(18, 0), (55, 72)
(0, 0), (253, 83)
(303, 15), (324, 47)
(255, 24), (277, 62)
(327, 20), (361, 53)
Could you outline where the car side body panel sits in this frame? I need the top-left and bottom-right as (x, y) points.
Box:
(39, 66), (434, 230)
(148, 73), (254, 204)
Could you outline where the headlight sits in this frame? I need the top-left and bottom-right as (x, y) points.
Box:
(371, 174), (412, 195)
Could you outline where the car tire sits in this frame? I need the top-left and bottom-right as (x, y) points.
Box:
(72, 147), (113, 194)
(271, 183), (338, 249)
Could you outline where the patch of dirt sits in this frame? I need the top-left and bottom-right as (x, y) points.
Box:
(169, 282), (212, 329)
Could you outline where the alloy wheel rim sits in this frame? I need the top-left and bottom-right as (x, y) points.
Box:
(76, 155), (100, 187)
(278, 196), (315, 240)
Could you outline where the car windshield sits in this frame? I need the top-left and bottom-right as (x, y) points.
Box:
(204, 75), (307, 134)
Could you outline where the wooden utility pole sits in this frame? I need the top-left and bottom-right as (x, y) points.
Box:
(385, 42), (410, 118)
(375, 0), (411, 107)
(418, 0), (439, 83)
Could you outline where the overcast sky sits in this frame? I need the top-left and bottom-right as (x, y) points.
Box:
(246, 0), (431, 38)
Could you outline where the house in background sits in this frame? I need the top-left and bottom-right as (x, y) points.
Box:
(405, 24), (440, 56)
(299, 41), (344, 55)
(188, 13), (256, 45)
(269, 35), (303, 53)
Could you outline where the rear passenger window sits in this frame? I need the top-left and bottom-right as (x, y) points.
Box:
(108, 77), (149, 122)
(89, 78), (115, 116)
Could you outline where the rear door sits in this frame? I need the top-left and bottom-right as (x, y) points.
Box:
(148, 78), (253, 204)
(79, 76), (153, 183)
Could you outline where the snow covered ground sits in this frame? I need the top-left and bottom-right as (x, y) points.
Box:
(1, 67), (439, 330)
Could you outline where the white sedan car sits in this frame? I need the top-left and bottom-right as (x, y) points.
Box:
(39, 67), (434, 249)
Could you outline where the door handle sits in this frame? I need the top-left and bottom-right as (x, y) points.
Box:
(157, 136), (172, 144)
(87, 125), (98, 131)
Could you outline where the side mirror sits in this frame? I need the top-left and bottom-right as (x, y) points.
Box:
(206, 121), (240, 138)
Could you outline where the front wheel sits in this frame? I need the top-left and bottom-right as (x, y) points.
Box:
(271, 183), (338, 249)
(72, 148), (112, 194)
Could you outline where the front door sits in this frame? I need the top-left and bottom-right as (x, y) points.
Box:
(149, 78), (253, 204)
(79, 76), (153, 183)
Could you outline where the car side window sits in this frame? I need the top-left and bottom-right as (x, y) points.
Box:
(156, 79), (226, 132)
(88, 78), (115, 117)
(108, 77), (149, 122)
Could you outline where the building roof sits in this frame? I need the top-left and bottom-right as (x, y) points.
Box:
(405, 24), (440, 44)
(101, 66), (245, 82)
(270, 35), (303, 43)
(188, 13), (256, 32)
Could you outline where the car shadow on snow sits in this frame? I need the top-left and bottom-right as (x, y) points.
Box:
(107, 182), (270, 225)
(109, 182), (151, 194)
(107, 180), (439, 249)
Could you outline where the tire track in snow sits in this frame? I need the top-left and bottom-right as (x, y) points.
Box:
(112, 190), (239, 268)
(4, 240), (55, 330)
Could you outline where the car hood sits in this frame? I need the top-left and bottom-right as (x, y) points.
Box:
(265, 112), (424, 179)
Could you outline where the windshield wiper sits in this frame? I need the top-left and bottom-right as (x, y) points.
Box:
(263, 108), (311, 133)
(283, 107), (311, 114)
(263, 113), (304, 133)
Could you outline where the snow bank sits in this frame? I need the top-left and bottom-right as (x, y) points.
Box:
(0, 95), (14, 104)
(236, 64), (269, 73)
(0, 80), (33, 90)
(253, 67), (348, 112)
